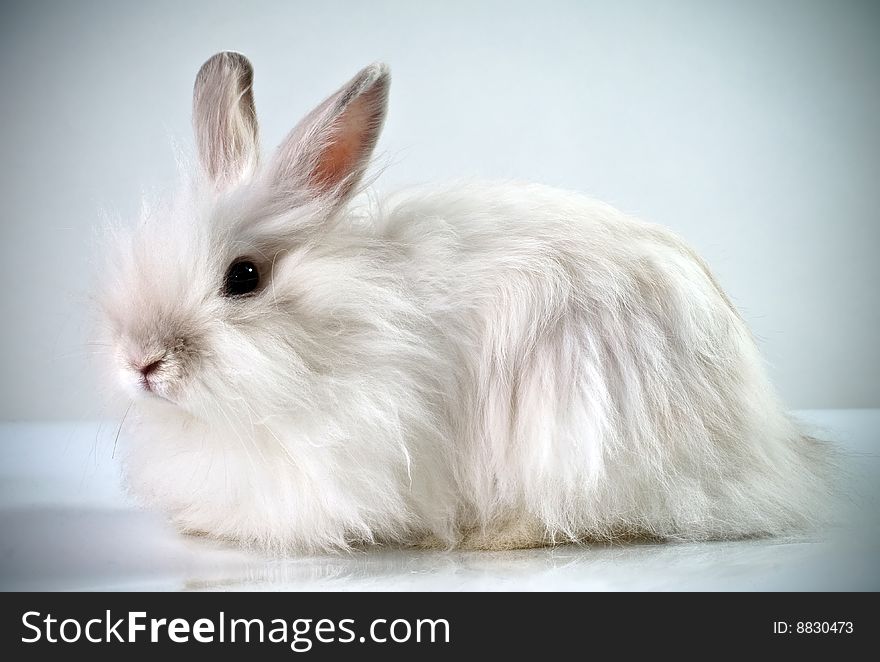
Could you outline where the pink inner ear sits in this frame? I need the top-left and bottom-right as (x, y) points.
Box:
(309, 93), (375, 193)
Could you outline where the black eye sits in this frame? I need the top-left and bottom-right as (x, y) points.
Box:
(223, 260), (260, 297)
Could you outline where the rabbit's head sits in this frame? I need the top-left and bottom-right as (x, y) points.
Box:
(99, 52), (393, 421)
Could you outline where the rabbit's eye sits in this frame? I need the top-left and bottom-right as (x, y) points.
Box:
(223, 260), (260, 297)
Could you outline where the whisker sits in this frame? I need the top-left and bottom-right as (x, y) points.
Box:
(112, 400), (134, 459)
(51, 350), (112, 360)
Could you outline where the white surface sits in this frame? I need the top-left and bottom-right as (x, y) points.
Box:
(2, 1), (880, 420)
(1, 410), (877, 591)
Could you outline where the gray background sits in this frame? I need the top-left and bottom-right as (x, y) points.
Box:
(1, 0), (878, 421)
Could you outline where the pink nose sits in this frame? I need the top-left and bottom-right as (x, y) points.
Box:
(138, 359), (164, 377)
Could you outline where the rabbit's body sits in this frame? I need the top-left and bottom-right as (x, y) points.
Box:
(103, 53), (828, 552)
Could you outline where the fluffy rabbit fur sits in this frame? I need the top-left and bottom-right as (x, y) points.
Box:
(99, 52), (829, 552)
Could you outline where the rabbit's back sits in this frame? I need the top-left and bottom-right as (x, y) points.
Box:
(378, 181), (829, 544)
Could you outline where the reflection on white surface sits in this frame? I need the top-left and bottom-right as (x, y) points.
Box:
(1, 411), (878, 591)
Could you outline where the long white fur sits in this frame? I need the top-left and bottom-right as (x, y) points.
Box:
(98, 53), (830, 552)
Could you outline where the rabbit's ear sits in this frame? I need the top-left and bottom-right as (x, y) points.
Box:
(192, 52), (259, 187)
(271, 63), (389, 205)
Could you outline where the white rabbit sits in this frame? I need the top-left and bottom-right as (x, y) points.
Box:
(99, 52), (830, 552)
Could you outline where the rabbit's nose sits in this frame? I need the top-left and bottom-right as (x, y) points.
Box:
(138, 359), (164, 377)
